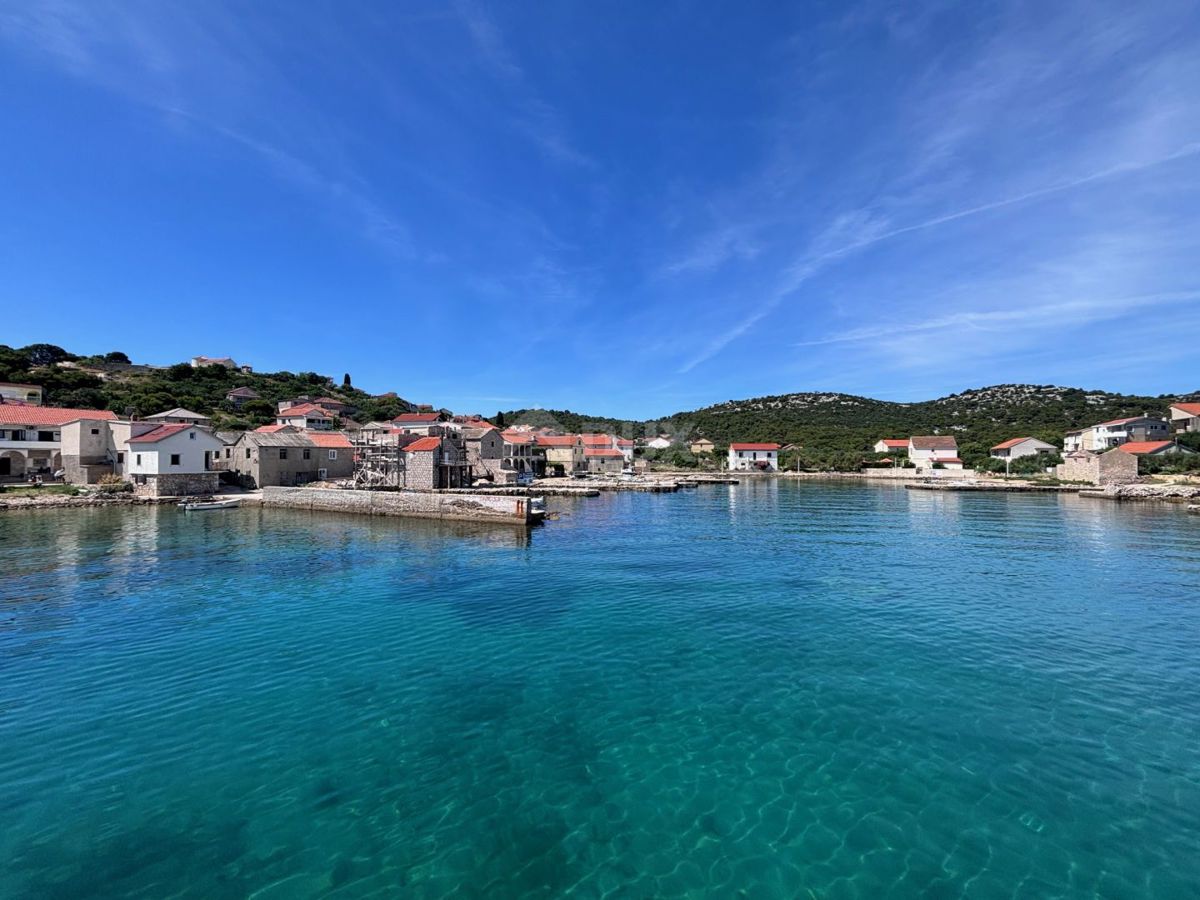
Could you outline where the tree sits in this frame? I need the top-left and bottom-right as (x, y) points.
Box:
(104, 351), (131, 364)
(21, 343), (75, 367)
(495, 411), (506, 428)
(166, 363), (195, 381)
(343, 372), (352, 388)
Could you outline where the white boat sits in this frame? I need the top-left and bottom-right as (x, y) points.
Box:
(179, 498), (241, 511)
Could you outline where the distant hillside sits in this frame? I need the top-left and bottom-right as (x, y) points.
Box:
(0, 343), (414, 429)
(506, 384), (1200, 466)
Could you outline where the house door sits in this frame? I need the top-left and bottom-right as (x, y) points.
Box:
(0, 457), (9, 476)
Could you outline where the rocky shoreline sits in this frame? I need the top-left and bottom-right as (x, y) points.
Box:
(1079, 484), (1200, 503)
(0, 493), (199, 511)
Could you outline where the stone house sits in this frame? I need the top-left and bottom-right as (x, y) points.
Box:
(500, 430), (536, 479)
(689, 437), (715, 454)
(393, 412), (448, 434)
(229, 431), (354, 487)
(191, 356), (238, 369)
(462, 426), (512, 483)
(402, 436), (469, 490)
(1055, 449), (1139, 485)
(584, 448), (624, 474)
(536, 434), (584, 475)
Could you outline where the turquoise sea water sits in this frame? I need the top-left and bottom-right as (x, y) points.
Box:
(1, 482), (1199, 898)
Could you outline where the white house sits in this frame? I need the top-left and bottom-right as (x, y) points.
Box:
(1169, 403), (1200, 434)
(145, 407), (213, 427)
(615, 438), (635, 462)
(646, 436), (672, 450)
(727, 442), (780, 471)
(0, 382), (43, 405)
(1116, 441), (1194, 458)
(126, 423), (224, 496)
(908, 436), (958, 465)
(873, 439), (909, 454)
(0, 404), (117, 479)
(1063, 416), (1170, 452)
(275, 403), (336, 430)
(191, 355), (238, 369)
(990, 437), (1056, 461)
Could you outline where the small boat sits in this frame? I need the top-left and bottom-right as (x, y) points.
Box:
(179, 498), (241, 512)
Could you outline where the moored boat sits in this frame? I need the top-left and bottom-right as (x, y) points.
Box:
(179, 498), (241, 512)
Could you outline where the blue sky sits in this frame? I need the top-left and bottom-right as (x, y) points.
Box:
(1, 1), (1198, 418)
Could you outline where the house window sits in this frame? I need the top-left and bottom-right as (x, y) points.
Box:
(245, 448), (251, 459)
(328, 449), (337, 460)
(170, 454), (181, 466)
(302, 448), (311, 460)
(189, 432), (195, 440)
(279, 448), (288, 460)
(117, 452), (124, 464)
(135, 454), (142, 465)
(225, 448), (231, 458)
(318, 468), (328, 479)
(90, 428), (100, 435)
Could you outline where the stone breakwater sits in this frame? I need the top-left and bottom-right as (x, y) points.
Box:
(1080, 484), (1200, 503)
(260, 486), (535, 525)
(0, 493), (185, 511)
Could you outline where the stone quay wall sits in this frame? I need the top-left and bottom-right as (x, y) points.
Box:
(134, 472), (221, 498)
(262, 486), (532, 525)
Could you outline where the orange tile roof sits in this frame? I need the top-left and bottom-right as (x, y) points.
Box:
(395, 413), (442, 423)
(255, 424), (291, 433)
(878, 439), (908, 448)
(991, 437), (1034, 450)
(536, 435), (578, 447)
(729, 442), (780, 451)
(584, 449), (624, 458)
(279, 403), (334, 418)
(1171, 402), (1200, 416)
(0, 406), (117, 426)
(501, 431), (533, 444)
(405, 437), (442, 452)
(305, 432), (352, 448)
(1118, 441), (1176, 455)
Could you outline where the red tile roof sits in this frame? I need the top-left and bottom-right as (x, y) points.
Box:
(404, 436), (442, 452)
(1171, 402), (1200, 416)
(615, 438), (634, 447)
(935, 457), (964, 464)
(394, 413), (442, 423)
(584, 449), (624, 458)
(729, 443), (780, 451)
(991, 437), (1033, 450)
(536, 435), (579, 447)
(910, 436), (957, 450)
(0, 406), (117, 426)
(279, 403), (334, 418)
(1097, 416), (1160, 427)
(127, 424), (191, 443)
(878, 439), (908, 449)
(255, 424), (291, 433)
(1118, 441), (1177, 455)
(306, 432), (352, 448)
(501, 431), (533, 444)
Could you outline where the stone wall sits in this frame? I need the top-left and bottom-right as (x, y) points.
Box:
(133, 472), (220, 498)
(262, 486), (532, 525)
(1055, 449), (1139, 486)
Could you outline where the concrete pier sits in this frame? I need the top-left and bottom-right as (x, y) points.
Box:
(261, 486), (538, 525)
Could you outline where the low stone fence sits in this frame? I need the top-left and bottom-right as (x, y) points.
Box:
(261, 486), (533, 525)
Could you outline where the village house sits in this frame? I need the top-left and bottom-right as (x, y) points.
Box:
(393, 412), (448, 434)
(615, 437), (635, 462)
(989, 437), (1057, 461)
(1116, 441), (1194, 458)
(584, 448), (625, 474)
(908, 436), (958, 466)
(501, 430), (536, 480)
(689, 437), (715, 454)
(1169, 402), (1200, 434)
(1, 405), (117, 479)
(727, 442), (780, 471)
(646, 436), (672, 450)
(535, 434), (584, 475)
(225, 386), (260, 407)
(461, 425), (510, 483)
(125, 424), (225, 496)
(274, 403), (336, 430)
(0, 382), (43, 405)
(873, 439), (909, 454)
(1063, 416), (1170, 452)
(145, 407), (212, 427)
(1056, 448), (1139, 485)
(229, 430), (354, 487)
(402, 435), (469, 490)
(190, 355), (238, 370)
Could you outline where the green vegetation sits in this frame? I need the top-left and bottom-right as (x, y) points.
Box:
(0, 343), (413, 430)
(507, 384), (1199, 469)
(0, 484), (80, 497)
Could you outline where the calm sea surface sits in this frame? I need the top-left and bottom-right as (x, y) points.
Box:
(1, 482), (1198, 898)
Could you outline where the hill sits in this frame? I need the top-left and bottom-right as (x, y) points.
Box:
(0, 343), (414, 430)
(505, 384), (1200, 467)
